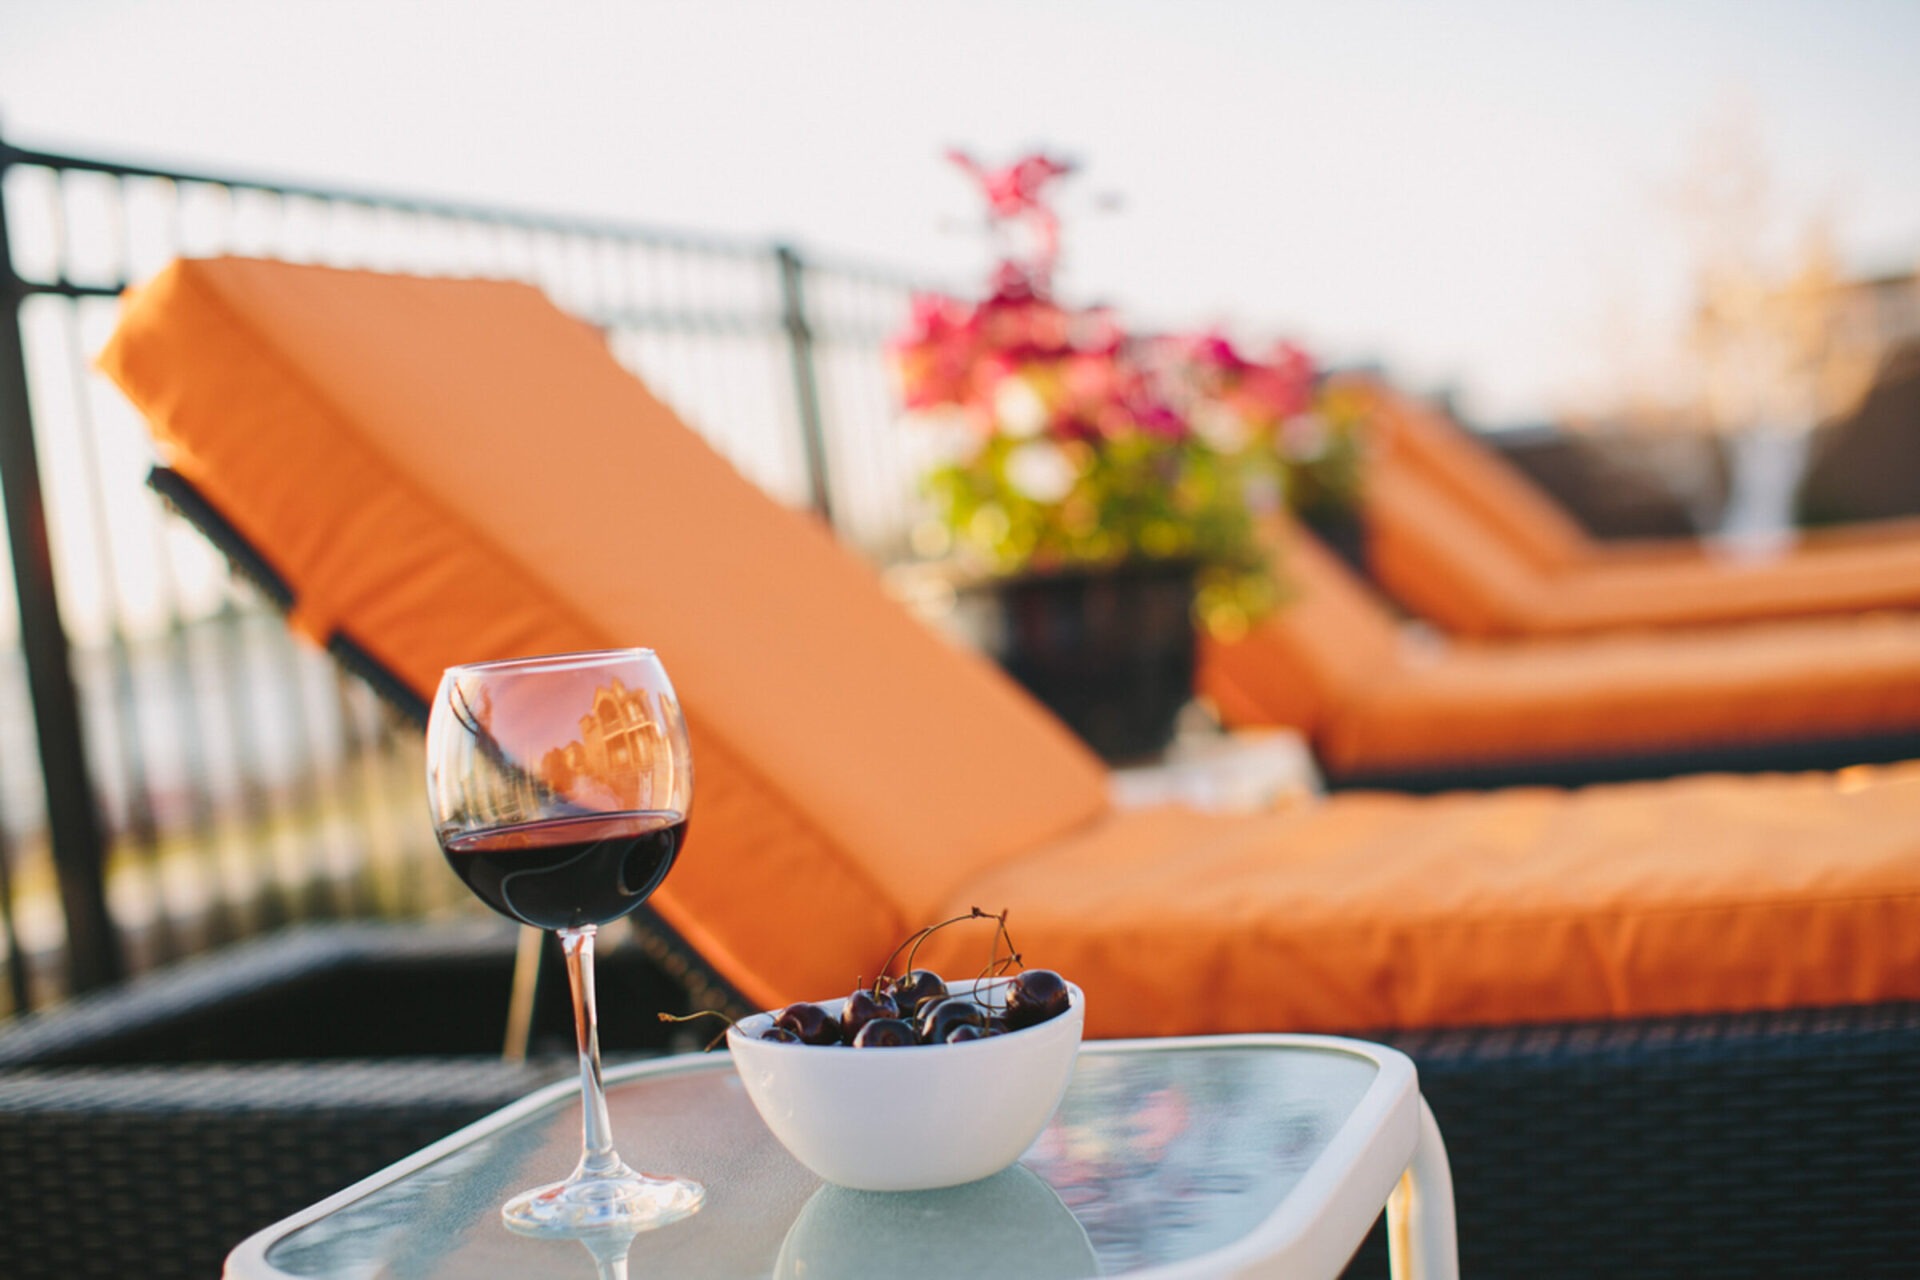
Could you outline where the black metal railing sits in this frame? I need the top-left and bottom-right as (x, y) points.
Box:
(0, 132), (932, 1015)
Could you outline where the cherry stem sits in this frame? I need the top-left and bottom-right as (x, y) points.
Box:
(875, 907), (995, 986)
(973, 909), (1023, 1009)
(658, 1008), (739, 1052)
(997, 910), (1023, 972)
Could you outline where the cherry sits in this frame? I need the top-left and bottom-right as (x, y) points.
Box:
(918, 997), (987, 1044)
(716, 911), (1067, 1052)
(887, 969), (949, 1019)
(1004, 969), (1071, 1030)
(851, 1017), (919, 1048)
(775, 1002), (844, 1046)
(840, 988), (898, 1042)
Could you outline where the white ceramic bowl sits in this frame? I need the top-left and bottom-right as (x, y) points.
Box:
(726, 975), (1085, 1192)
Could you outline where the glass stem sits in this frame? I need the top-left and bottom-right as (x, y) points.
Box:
(559, 925), (622, 1177)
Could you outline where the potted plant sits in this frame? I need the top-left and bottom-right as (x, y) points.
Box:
(892, 153), (1369, 760)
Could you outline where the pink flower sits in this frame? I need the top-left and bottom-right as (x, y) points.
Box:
(1270, 340), (1316, 385)
(1197, 340), (1317, 423)
(986, 261), (1043, 304)
(948, 150), (1077, 284)
(1186, 330), (1253, 374)
(1074, 306), (1126, 357)
(947, 150), (1076, 221)
(890, 294), (980, 409)
(1131, 397), (1190, 441)
(1243, 340), (1317, 419)
(976, 285), (1071, 360)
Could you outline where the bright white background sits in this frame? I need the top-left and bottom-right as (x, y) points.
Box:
(2, 0), (1916, 423)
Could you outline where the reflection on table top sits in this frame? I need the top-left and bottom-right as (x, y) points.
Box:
(237, 1037), (1406, 1280)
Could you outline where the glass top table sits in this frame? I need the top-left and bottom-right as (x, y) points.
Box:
(227, 1035), (1455, 1279)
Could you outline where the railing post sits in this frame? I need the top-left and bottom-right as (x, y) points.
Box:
(775, 243), (835, 524)
(0, 134), (122, 994)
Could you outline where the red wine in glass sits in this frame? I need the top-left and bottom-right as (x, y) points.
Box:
(427, 647), (703, 1237)
(442, 810), (689, 931)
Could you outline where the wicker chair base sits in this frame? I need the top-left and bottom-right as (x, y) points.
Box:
(0, 922), (686, 1278)
(0, 1059), (567, 1279)
(1343, 1001), (1920, 1278)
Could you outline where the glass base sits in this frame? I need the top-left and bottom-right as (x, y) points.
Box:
(502, 1160), (705, 1236)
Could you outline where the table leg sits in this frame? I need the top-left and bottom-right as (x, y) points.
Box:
(1386, 1097), (1458, 1280)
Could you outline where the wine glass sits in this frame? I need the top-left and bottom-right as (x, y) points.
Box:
(426, 648), (703, 1235)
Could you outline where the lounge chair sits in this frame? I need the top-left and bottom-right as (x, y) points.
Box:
(1364, 390), (1920, 637)
(99, 258), (1920, 1275)
(1200, 511), (1920, 788)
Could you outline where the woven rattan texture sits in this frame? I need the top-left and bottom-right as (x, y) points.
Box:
(0, 923), (679, 1276)
(1341, 1002), (1920, 1277)
(0, 1059), (564, 1279)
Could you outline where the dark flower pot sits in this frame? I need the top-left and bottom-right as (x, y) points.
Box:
(1302, 506), (1370, 579)
(969, 560), (1198, 763)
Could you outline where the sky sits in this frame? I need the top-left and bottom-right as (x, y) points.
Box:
(2, 0), (1917, 424)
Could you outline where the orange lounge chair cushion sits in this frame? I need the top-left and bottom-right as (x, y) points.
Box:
(1381, 387), (1920, 564)
(1367, 463), (1920, 637)
(101, 258), (1920, 1035)
(99, 258), (1110, 1010)
(1374, 391), (1592, 573)
(1324, 611), (1920, 777)
(1204, 512), (1920, 777)
(1372, 394), (1920, 636)
(1372, 390), (1744, 570)
(933, 764), (1920, 1035)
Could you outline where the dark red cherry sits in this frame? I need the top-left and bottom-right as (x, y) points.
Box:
(840, 988), (899, 1042)
(1004, 969), (1071, 1029)
(759, 1025), (802, 1043)
(775, 1002), (844, 1046)
(945, 1024), (995, 1043)
(851, 1017), (919, 1047)
(886, 970), (949, 1019)
(919, 996), (987, 1043)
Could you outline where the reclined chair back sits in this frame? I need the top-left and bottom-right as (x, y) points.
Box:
(101, 258), (1109, 1008)
(1197, 513), (1402, 736)
(1372, 391), (1592, 572)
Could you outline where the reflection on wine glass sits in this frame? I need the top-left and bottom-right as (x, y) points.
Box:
(426, 648), (702, 1235)
(506, 1221), (641, 1280)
